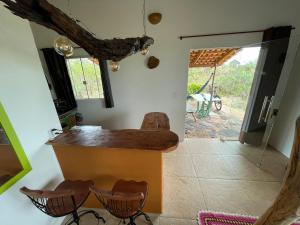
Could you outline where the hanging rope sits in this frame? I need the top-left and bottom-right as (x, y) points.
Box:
(142, 0), (147, 36)
(195, 72), (214, 94)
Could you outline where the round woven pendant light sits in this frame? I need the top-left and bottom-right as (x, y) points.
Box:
(148, 13), (162, 25)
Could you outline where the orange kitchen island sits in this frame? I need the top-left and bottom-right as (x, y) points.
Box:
(48, 113), (178, 213)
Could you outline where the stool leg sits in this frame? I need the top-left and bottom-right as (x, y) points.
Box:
(140, 211), (152, 224)
(89, 210), (106, 223)
(78, 210), (106, 224)
(133, 211), (153, 225)
(128, 217), (136, 225)
(66, 211), (79, 225)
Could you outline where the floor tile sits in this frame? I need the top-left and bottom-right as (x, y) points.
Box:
(192, 154), (235, 179)
(263, 147), (288, 162)
(199, 178), (281, 216)
(219, 141), (249, 155)
(169, 142), (190, 155)
(224, 155), (278, 181)
(162, 176), (206, 219)
(105, 213), (159, 225)
(243, 181), (281, 216)
(186, 138), (222, 154)
(224, 141), (265, 156)
(239, 146), (288, 181)
(160, 217), (198, 225)
(199, 178), (252, 215)
(164, 154), (196, 177)
(60, 139), (287, 225)
(192, 151), (278, 181)
(258, 155), (287, 181)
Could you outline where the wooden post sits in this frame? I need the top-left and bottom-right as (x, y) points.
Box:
(255, 116), (300, 225)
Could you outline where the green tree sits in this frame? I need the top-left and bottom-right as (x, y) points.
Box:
(187, 60), (257, 109)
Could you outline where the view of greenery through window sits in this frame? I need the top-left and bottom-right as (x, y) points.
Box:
(188, 54), (258, 111)
(185, 47), (260, 138)
(66, 58), (103, 99)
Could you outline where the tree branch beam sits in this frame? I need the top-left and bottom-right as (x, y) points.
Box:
(0, 0), (154, 61)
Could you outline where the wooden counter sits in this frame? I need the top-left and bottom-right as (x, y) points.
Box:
(49, 113), (178, 213)
(48, 126), (178, 151)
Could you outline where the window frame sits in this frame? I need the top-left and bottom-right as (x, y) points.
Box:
(65, 53), (114, 108)
(66, 57), (104, 100)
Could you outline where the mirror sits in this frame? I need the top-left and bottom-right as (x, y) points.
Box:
(0, 124), (23, 185)
(0, 103), (31, 194)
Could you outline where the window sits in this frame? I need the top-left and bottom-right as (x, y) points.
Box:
(66, 57), (104, 99)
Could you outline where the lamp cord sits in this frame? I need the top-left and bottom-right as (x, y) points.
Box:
(67, 0), (72, 17)
(142, 0), (147, 36)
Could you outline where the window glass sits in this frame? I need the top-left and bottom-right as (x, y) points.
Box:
(66, 58), (103, 99)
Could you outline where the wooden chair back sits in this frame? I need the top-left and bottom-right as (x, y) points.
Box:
(20, 187), (77, 217)
(90, 186), (145, 219)
(141, 112), (170, 130)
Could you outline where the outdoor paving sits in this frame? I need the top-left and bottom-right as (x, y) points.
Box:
(185, 98), (244, 139)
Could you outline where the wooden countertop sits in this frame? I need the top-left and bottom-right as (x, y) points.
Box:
(47, 125), (179, 151)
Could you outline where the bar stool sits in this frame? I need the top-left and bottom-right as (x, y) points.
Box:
(141, 112), (170, 130)
(20, 180), (105, 225)
(90, 180), (152, 225)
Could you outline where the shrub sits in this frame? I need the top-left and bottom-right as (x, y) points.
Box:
(188, 61), (256, 100)
(187, 83), (201, 95)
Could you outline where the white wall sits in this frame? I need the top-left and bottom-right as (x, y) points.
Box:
(30, 0), (300, 141)
(269, 45), (300, 157)
(0, 5), (64, 225)
(1, 3), (299, 225)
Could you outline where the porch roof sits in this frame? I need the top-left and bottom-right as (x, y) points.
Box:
(189, 48), (240, 68)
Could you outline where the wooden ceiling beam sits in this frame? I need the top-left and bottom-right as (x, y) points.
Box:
(194, 51), (205, 65)
(0, 0), (154, 62)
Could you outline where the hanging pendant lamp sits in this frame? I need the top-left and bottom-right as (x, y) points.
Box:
(54, 36), (74, 57)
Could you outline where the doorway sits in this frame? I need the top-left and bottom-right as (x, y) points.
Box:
(185, 47), (261, 139)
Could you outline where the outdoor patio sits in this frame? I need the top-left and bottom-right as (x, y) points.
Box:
(185, 97), (244, 139)
(186, 48), (257, 139)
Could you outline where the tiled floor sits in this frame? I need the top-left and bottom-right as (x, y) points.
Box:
(62, 138), (288, 225)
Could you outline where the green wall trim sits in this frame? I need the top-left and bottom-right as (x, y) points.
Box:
(0, 102), (31, 194)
